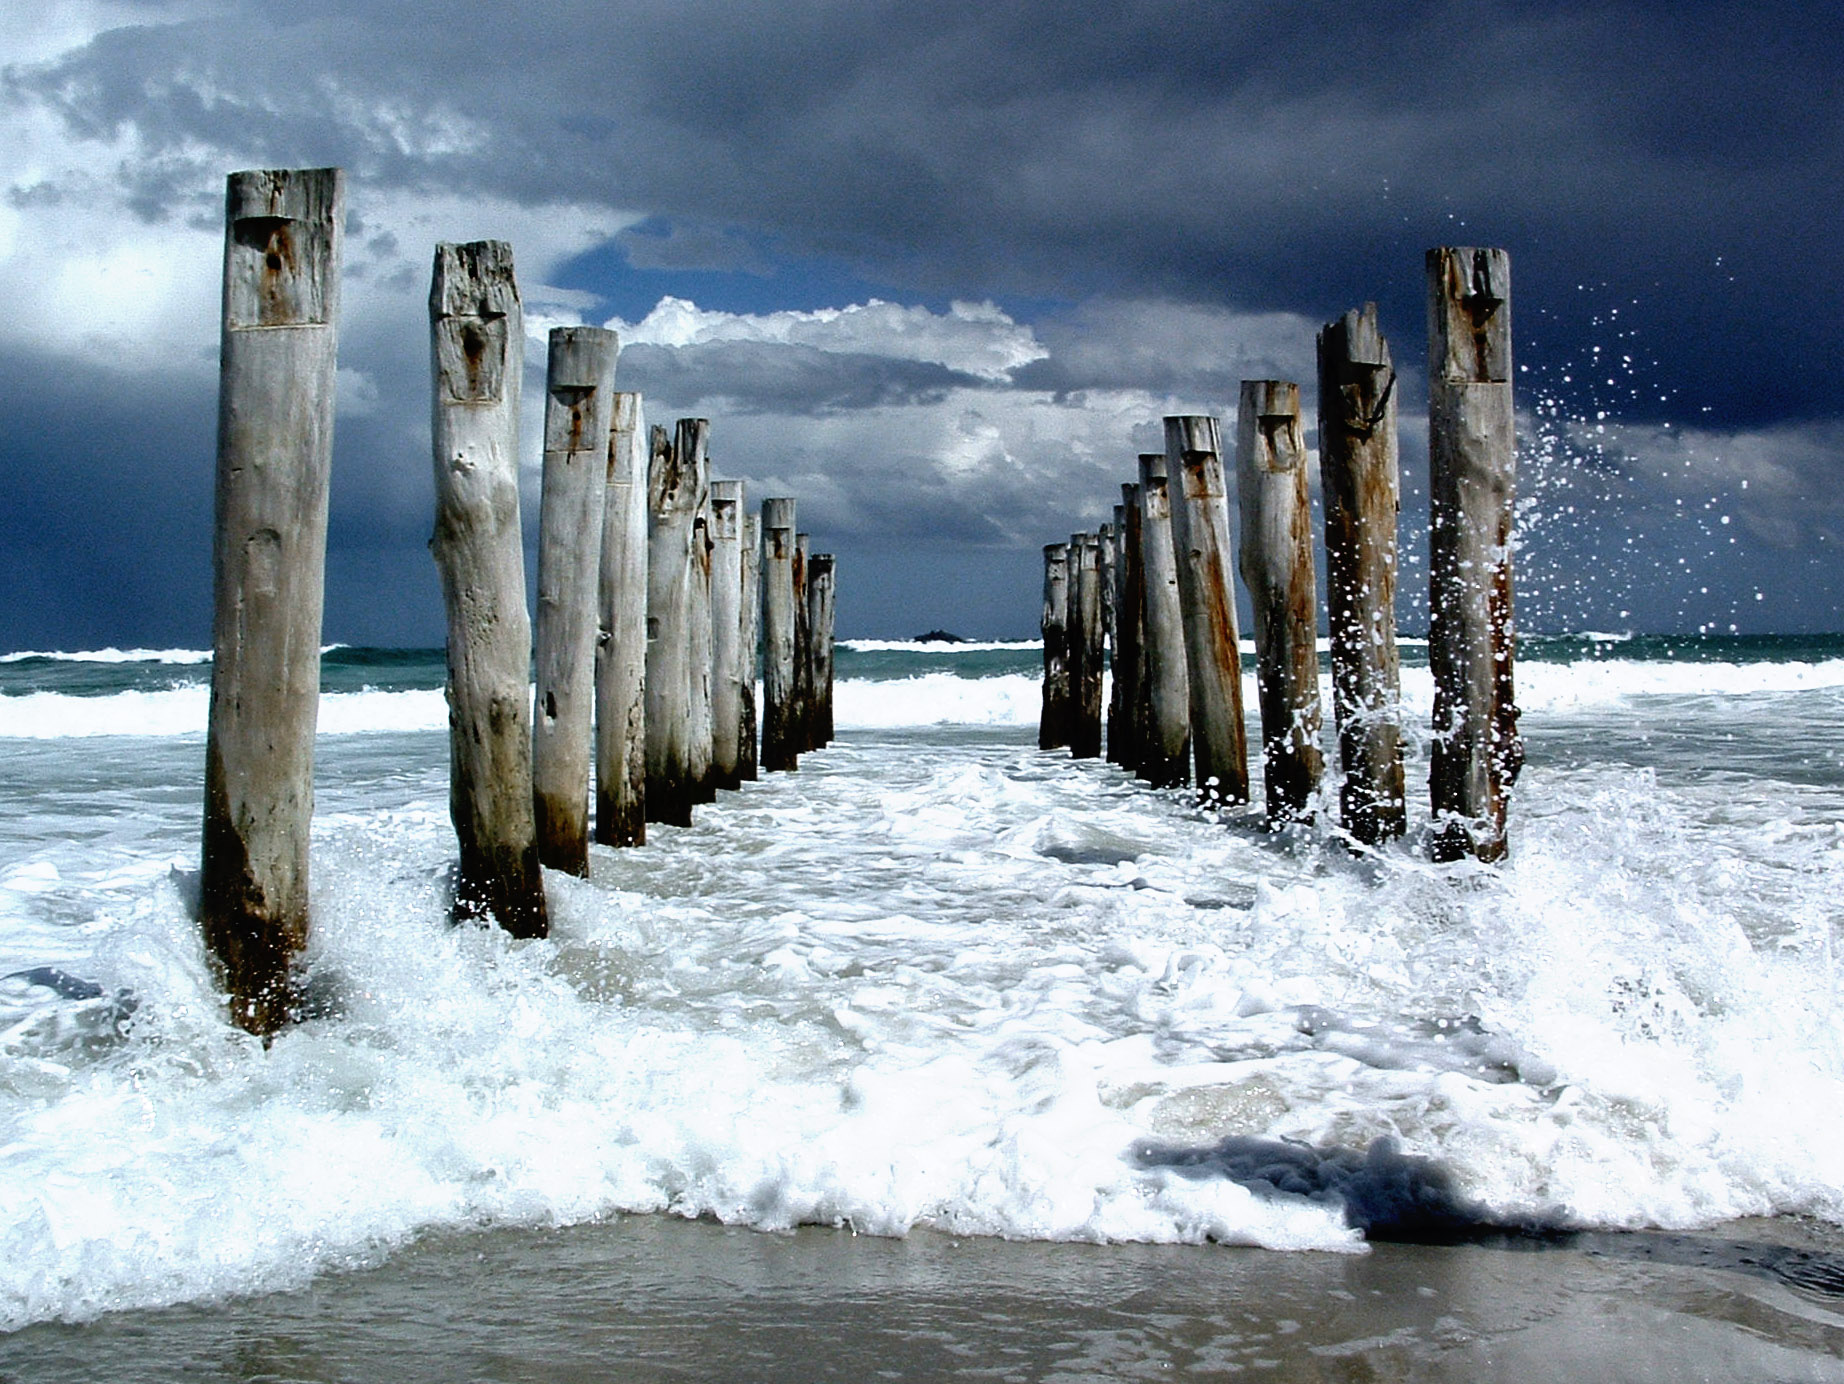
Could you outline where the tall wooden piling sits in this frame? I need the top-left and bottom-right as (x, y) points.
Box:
(1039, 542), (1072, 751)
(1235, 381), (1323, 825)
(1068, 533), (1104, 759)
(1427, 247), (1522, 862)
(532, 326), (619, 876)
(645, 423), (698, 826)
(738, 512), (761, 781)
(760, 499), (800, 772)
(1114, 486), (1146, 772)
(1135, 456), (1191, 788)
(793, 534), (815, 752)
(709, 480), (745, 790)
(426, 239), (547, 941)
(808, 554), (837, 747)
(1098, 522), (1117, 754)
(595, 392), (648, 847)
(1318, 305), (1406, 846)
(1163, 418), (1249, 806)
(201, 167), (344, 1034)
(686, 436), (717, 805)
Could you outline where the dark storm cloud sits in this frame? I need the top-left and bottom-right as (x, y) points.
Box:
(2, 0), (1840, 641)
(12, 0), (1838, 426)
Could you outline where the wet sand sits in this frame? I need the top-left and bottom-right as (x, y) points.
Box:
(7, 1214), (1844, 1381)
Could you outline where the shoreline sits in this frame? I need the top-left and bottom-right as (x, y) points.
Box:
(6, 1213), (1844, 1380)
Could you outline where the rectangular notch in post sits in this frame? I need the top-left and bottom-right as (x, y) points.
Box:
(224, 168), (340, 329)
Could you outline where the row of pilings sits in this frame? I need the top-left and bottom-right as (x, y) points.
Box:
(198, 168), (836, 1035)
(1041, 246), (1521, 866)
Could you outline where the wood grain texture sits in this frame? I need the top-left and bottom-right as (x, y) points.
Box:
(760, 498), (800, 772)
(1039, 543), (1072, 751)
(1135, 456), (1191, 788)
(1426, 247), (1522, 862)
(1318, 305), (1406, 845)
(1164, 417), (1249, 806)
(645, 423), (700, 825)
(738, 513), (761, 782)
(202, 167), (345, 1034)
(533, 326), (619, 875)
(709, 480), (745, 790)
(1068, 533), (1105, 759)
(595, 391), (648, 847)
(426, 238), (547, 941)
(1236, 380), (1323, 825)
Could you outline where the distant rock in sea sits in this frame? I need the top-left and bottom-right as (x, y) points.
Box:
(913, 630), (966, 644)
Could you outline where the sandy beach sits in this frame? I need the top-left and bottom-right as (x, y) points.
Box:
(7, 1213), (1844, 1381)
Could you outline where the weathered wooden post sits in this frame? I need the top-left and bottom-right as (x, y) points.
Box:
(1235, 380), (1324, 825)
(532, 326), (619, 875)
(1135, 457), (1191, 787)
(1068, 533), (1104, 758)
(1114, 486), (1146, 772)
(709, 479), (745, 790)
(808, 553), (837, 747)
(760, 498), (800, 771)
(1163, 418), (1249, 806)
(1427, 247), (1522, 862)
(1104, 511), (1127, 765)
(1318, 304), (1406, 846)
(595, 392), (648, 847)
(793, 533), (815, 752)
(738, 512), (761, 781)
(686, 433), (716, 805)
(1039, 542), (1072, 751)
(200, 167), (343, 1035)
(427, 239), (547, 941)
(645, 423), (697, 826)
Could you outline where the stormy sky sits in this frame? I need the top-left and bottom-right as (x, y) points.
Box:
(1, 0), (1839, 647)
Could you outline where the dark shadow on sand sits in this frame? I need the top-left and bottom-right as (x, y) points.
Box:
(1135, 1133), (1844, 1297)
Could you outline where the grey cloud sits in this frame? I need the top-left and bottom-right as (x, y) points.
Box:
(616, 340), (989, 417)
(2, 0), (1840, 643)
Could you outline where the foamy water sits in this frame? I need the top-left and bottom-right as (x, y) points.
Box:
(8, 658), (1844, 738)
(2, 640), (1843, 1329)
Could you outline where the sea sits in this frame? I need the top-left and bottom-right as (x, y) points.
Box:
(4, 633), (1844, 1379)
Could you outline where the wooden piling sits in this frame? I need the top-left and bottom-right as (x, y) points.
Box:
(595, 392), (648, 847)
(532, 326), (619, 875)
(709, 480), (745, 790)
(1039, 542), (1072, 751)
(1114, 486), (1146, 773)
(1427, 247), (1522, 862)
(1317, 304), (1406, 846)
(426, 239), (547, 941)
(1163, 418), (1250, 806)
(200, 167), (344, 1034)
(1069, 533), (1104, 759)
(1235, 380), (1324, 825)
(1104, 512), (1127, 765)
(760, 499), (800, 772)
(808, 554), (837, 747)
(645, 423), (698, 826)
(793, 534), (815, 752)
(1134, 457), (1191, 788)
(738, 512), (761, 781)
(686, 438), (717, 805)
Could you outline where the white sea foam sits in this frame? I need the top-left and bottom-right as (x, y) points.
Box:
(3, 712), (1844, 1329)
(0, 687), (450, 739)
(6, 660), (1844, 739)
(0, 647), (213, 665)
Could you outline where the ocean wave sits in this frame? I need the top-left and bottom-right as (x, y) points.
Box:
(0, 647), (213, 665)
(4, 659), (1843, 739)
